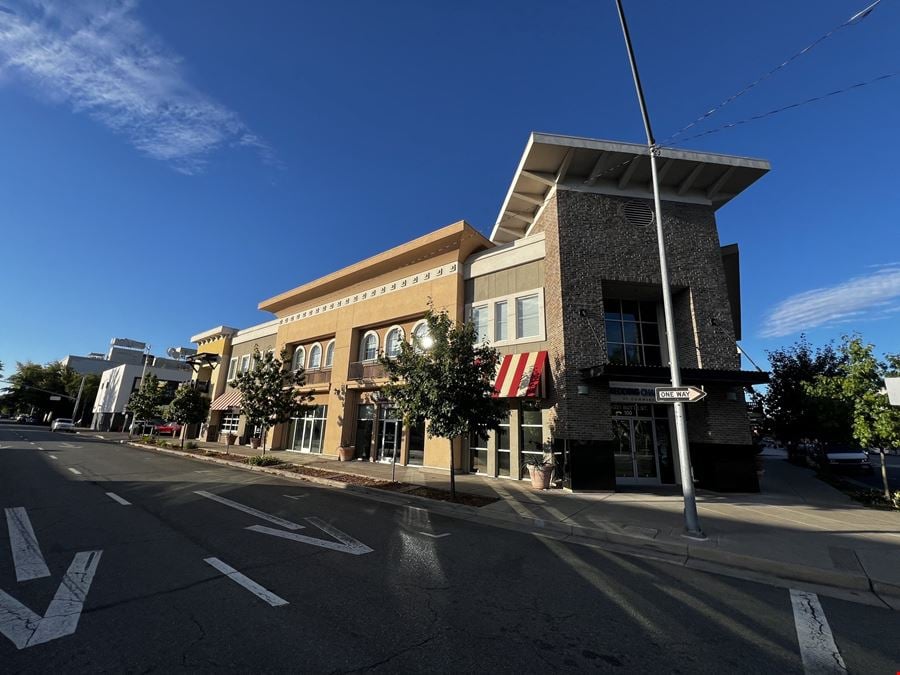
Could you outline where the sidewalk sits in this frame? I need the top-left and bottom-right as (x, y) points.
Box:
(84, 430), (900, 607)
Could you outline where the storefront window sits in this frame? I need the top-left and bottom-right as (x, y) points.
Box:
(469, 429), (488, 473)
(520, 401), (544, 477)
(497, 413), (511, 477)
(289, 405), (327, 453)
(221, 414), (241, 434)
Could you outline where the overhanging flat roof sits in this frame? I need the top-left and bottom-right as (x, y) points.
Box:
(491, 133), (770, 244)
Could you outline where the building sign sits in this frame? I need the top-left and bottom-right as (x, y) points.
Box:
(609, 381), (658, 404)
(886, 377), (900, 406)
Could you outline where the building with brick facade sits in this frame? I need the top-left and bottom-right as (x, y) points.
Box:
(193, 133), (769, 491)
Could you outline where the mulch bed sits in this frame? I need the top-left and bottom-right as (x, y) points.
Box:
(377, 482), (499, 507)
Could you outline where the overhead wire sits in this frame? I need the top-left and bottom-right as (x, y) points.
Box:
(660, 0), (884, 146)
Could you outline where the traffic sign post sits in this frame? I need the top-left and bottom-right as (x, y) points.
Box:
(655, 386), (707, 404)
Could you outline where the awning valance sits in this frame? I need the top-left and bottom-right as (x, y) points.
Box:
(210, 389), (242, 411)
(493, 351), (548, 398)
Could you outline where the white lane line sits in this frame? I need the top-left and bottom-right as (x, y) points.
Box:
(48, 455), (58, 460)
(790, 589), (847, 674)
(4, 508), (50, 581)
(67, 468), (82, 475)
(203, 557), (287, 607)
(36, 447), (44, 451)
(105, 492), (131, 506)
(194, 491), (304, 530)
(419, 532), (451, 539)
(283, 494), (308, 500)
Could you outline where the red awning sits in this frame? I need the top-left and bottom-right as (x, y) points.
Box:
(493, 351), (548, 398)
(210, 389), (242, 411)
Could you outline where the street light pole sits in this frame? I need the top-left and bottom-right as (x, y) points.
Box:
(614, 0), (704, 538)
(71, 376), (85, 426)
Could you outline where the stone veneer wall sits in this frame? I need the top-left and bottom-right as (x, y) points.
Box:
(545, 188), (751, 445)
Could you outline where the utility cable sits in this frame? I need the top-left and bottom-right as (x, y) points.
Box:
(661, 0), (884, 145)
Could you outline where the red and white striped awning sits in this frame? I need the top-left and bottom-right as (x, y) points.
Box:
(210, 389), (242, 411)
(493, 351), (548, 398)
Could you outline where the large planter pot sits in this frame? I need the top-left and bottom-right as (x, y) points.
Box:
(338, 446), (355, 462)
(250, 437), (261, 450)
(225, 433), (237, 447)
(528, 465), (553, 490)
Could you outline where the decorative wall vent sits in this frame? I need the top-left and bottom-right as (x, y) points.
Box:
(623, 200), (654, 227)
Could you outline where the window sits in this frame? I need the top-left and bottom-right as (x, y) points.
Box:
(221, 414), (240, 434)
(520, 400), (544, 479)
(516, 294), (540, 338)
(471, 305), (488, 343)
(411, 322), (430, 353)
(385, 327), (403, 358)
(292, 346), (305, 371)
(494, 301), (508, 341)
(604, 299), (662, 366)
(324, 341), (335, 368)
(470, 429), (488, 474)
(239, 354), (251, 374)
(227, 357), (237, 381)
(497, 412), (511, 477)
(360, 332), (378, 361)
(308, 344), (322, 370)
(289, 405), (327, 453)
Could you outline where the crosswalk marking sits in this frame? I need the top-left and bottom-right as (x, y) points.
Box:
(790, 589), (847, 674)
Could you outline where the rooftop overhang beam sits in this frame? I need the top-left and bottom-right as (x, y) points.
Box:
(707, 166), (736, 201)
(520, 170), (556, 187)
(512, 192), (545, 207)
(677, 163), (704, 195)
(617, 156), (641, 189)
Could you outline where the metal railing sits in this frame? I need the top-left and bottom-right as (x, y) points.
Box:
(347, 361), (385, 380)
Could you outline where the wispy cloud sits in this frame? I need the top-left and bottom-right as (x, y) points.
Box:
(760, 263), (900, 338)
(0, 0), (273, 173)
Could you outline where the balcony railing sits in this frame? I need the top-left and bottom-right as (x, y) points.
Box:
(348, 361), (385, 380)
(303, 369), (332, 386)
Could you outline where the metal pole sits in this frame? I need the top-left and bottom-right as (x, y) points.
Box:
(71, 376), (85, 426)
(614, 0), (704, 538)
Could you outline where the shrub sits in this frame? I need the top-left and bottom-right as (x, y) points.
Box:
(185, 441), (198, 450)
(248, 454), (282, 467)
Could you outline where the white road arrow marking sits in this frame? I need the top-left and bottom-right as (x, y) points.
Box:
(790, 589), (847, 674)
(105, 492), (131, 506)
(5, 508), (50, 581)
(194, 491), (304, 530)
(248, 518), (373, 556)
(203, 557), (287, 607)
(67, 468), (82, 475)
(0, 550), (102, 649)
(57, 443), (81, 449)
(418, 532), (451, 539)
(282, 494), (308, 500)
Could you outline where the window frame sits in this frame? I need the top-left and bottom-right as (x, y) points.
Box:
(470, 304), (489, 344)
(384, 326), (404, 359)
(308, 343), (322, 371)
(292, 345), (306, 371)
(324, 340), (335, 369)
(463, 287), (545, 347)
(360, 331), (379, 362)
(411, 321), (430, 353)
(239, 354), (251, 375)
(227, 357), (238, 381)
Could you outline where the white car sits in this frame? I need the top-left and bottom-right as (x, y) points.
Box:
(51, 418), (75, 432)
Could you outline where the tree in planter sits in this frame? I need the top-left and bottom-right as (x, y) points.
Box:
(231, 347), (312, 454)
(380, 306), (508, 500)
(126, 374), (166, 435)
(164, 384), (211, 449)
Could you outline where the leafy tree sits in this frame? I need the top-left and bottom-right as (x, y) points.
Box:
(231, 347), (311, 454)
(805, 336), (900, 450)
(380, 306), (507, 499)
(759, 336), (850, 443)
(164, 384), (211, 449)
(126, 374), (166, 433)
(3, 361), (80, 421)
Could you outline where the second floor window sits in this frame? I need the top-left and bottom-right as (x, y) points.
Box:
(516, 294), (540, 338)
(385, 328), (403, 358)
(471, 306), (488, 343)
(324, 341), (335, 368)
(604, 299), (662, 367)
(308, 344), (322, 370)
(361, 332), (378, 361)
(292, 346), (306, 371)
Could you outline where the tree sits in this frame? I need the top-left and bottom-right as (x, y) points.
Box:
(126, 374), (166, 433)
(805, 336), (900, 449)
(380, 306), (508, 499)
(164, 384), (211, 449)
(231, 347), (311, 454)
(3, 361), (81, 421)
(759, 336), (850, 443)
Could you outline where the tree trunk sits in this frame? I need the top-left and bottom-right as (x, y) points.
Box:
(261, 425), (267, 455)
(180, 423), (185, 450)
(449, 438), (456, 501)
(881, 449), (891, 501)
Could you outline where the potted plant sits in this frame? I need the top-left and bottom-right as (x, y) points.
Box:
(523, 457), (554, 490)
(250, 435), (261, 450)
(225, 432), (237, 448)
(338, 445), (355, 462)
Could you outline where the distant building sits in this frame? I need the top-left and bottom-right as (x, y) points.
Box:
(90, 360), (192, 431)
(62, 338), (150, 375)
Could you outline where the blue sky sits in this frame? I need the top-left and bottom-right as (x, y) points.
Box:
(0, 0), (898, 375)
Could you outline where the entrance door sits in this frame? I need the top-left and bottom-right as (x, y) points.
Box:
(376, 406), (401, 462)
(612, 404), (669, 485)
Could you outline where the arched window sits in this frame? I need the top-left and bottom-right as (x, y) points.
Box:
(292, 345), (306, 371)
(308, 344), (322, 370)
(360, 331), (379, 361)
(385, 326), (404, 358)
(412, 321), (430, 353)
(324, 340), (335, 369)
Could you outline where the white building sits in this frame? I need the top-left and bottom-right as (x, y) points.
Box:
(90, 361), (192, 431)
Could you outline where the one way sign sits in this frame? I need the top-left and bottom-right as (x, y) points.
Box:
(655, 386), (707, 403)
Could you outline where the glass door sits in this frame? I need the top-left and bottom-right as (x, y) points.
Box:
(611, 404), (665, 485)
(376, 406), (401, 462)
(354, 404), (375, 460)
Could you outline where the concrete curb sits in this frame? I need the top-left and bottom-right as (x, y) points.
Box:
(121, 440), (897, 604)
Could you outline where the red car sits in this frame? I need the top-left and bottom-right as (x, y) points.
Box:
(154, 421), (183, 436)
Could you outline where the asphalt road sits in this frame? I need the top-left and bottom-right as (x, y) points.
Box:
(2, 423), (899, 674)
(854, 452), (900, 492)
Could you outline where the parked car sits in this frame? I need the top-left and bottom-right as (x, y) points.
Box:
(51, 418), (75, 432)
(154, 421), (183, 436)
(807, 442), (873, 474)
(15, 414), (27, 423)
